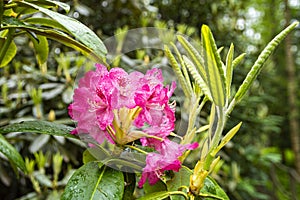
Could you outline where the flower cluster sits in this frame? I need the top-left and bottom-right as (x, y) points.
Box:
(69, 64), (198, 186)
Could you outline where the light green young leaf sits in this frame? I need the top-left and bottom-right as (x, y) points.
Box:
(20, 1), (107, 61)
(28, 34), (49, 66)
(201, 25), (226, 106)
(183, 55), (212, 101)
(0, 39), (16, 67)
(164, 45), (192, 98)
(212, 122), (242, 156)
(177, 35), (207, 83)
(0, 120), (77, 139)
(225, 43), (234, 98)
(232, 53), (246, 69)
(234, 21), (299, 104)
(62, 163), (124, 200)
(0, 134), (26, 172)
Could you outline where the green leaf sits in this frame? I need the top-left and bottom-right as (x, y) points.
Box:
(1, 25), (98, 61)
(164, 44), (192, 98)
(201, 25), (226, 106)
(166, 166), (192, 200)
(20, 1), (107, 61)
(0, 134), (26, 172)
(199, 176), (229, 200)
(24, 18), (69, 32)
(43, 0), (70, 12)
(225, 43), (234, 98)
(183, 55), (212, 101)
(28, 34), (49, 66)
(83, 149), (97, 164)
(144, 180), (167, 195)
(177, 35), (207, 83)
(212, 122), (242, 156)
(0, 120), (77, 139)
(138, 191), (188, 200)
(232, 53), (246, 69)
(137, 191), (171, 200)
(62, 163), (124, 200)
(0, 39), (16, 67)
(234, 21), (299, 103)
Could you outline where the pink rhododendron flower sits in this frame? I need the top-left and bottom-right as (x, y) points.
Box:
(69, 63), (198, 187)
(138, 139), (199, 187)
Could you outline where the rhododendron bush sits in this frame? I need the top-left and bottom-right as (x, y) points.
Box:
(0, 2), (297, 198)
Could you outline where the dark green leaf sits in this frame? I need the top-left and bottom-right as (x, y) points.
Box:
(62, 162), (124, 200)
(144, 180), (167, 194)
(20, 1), (107, 61)
(0, 134), (26, 172)
(0, 120), (77, 139)
(199, 176), (229, 200)
(166, 166), (192, 200)
(137, 191), (171, 200)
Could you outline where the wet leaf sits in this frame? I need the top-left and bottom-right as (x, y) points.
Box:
(0, 120), (77, 139)
(0, 134), (26, 172)
(20, 1), (107, 61)
(62, 162), (124, 200)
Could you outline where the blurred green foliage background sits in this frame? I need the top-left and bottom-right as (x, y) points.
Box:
(0, 0), (299, 199)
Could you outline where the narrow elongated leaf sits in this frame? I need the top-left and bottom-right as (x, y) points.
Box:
(28, 34), (49, 65)
(234, 21), (299, 103)
(183, 55), (212, 101)
(24, 18), (69, 32)
(0, 120), (77, 139)
(1, 25), (99, 61)
(225, 43), (234, 98)
(212, 122), (242, 156)
(20, 1), (107, 60)
(0, 40), (17, 67)
(43, 0), (70, 12)
(0, 134), (26, 172)
(201, 25), (225, 106)
(177, 35), (207, 83)
(164, 45), (192, 98)
(62, 163), (124, 200)
(232, 53), (246, 69)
